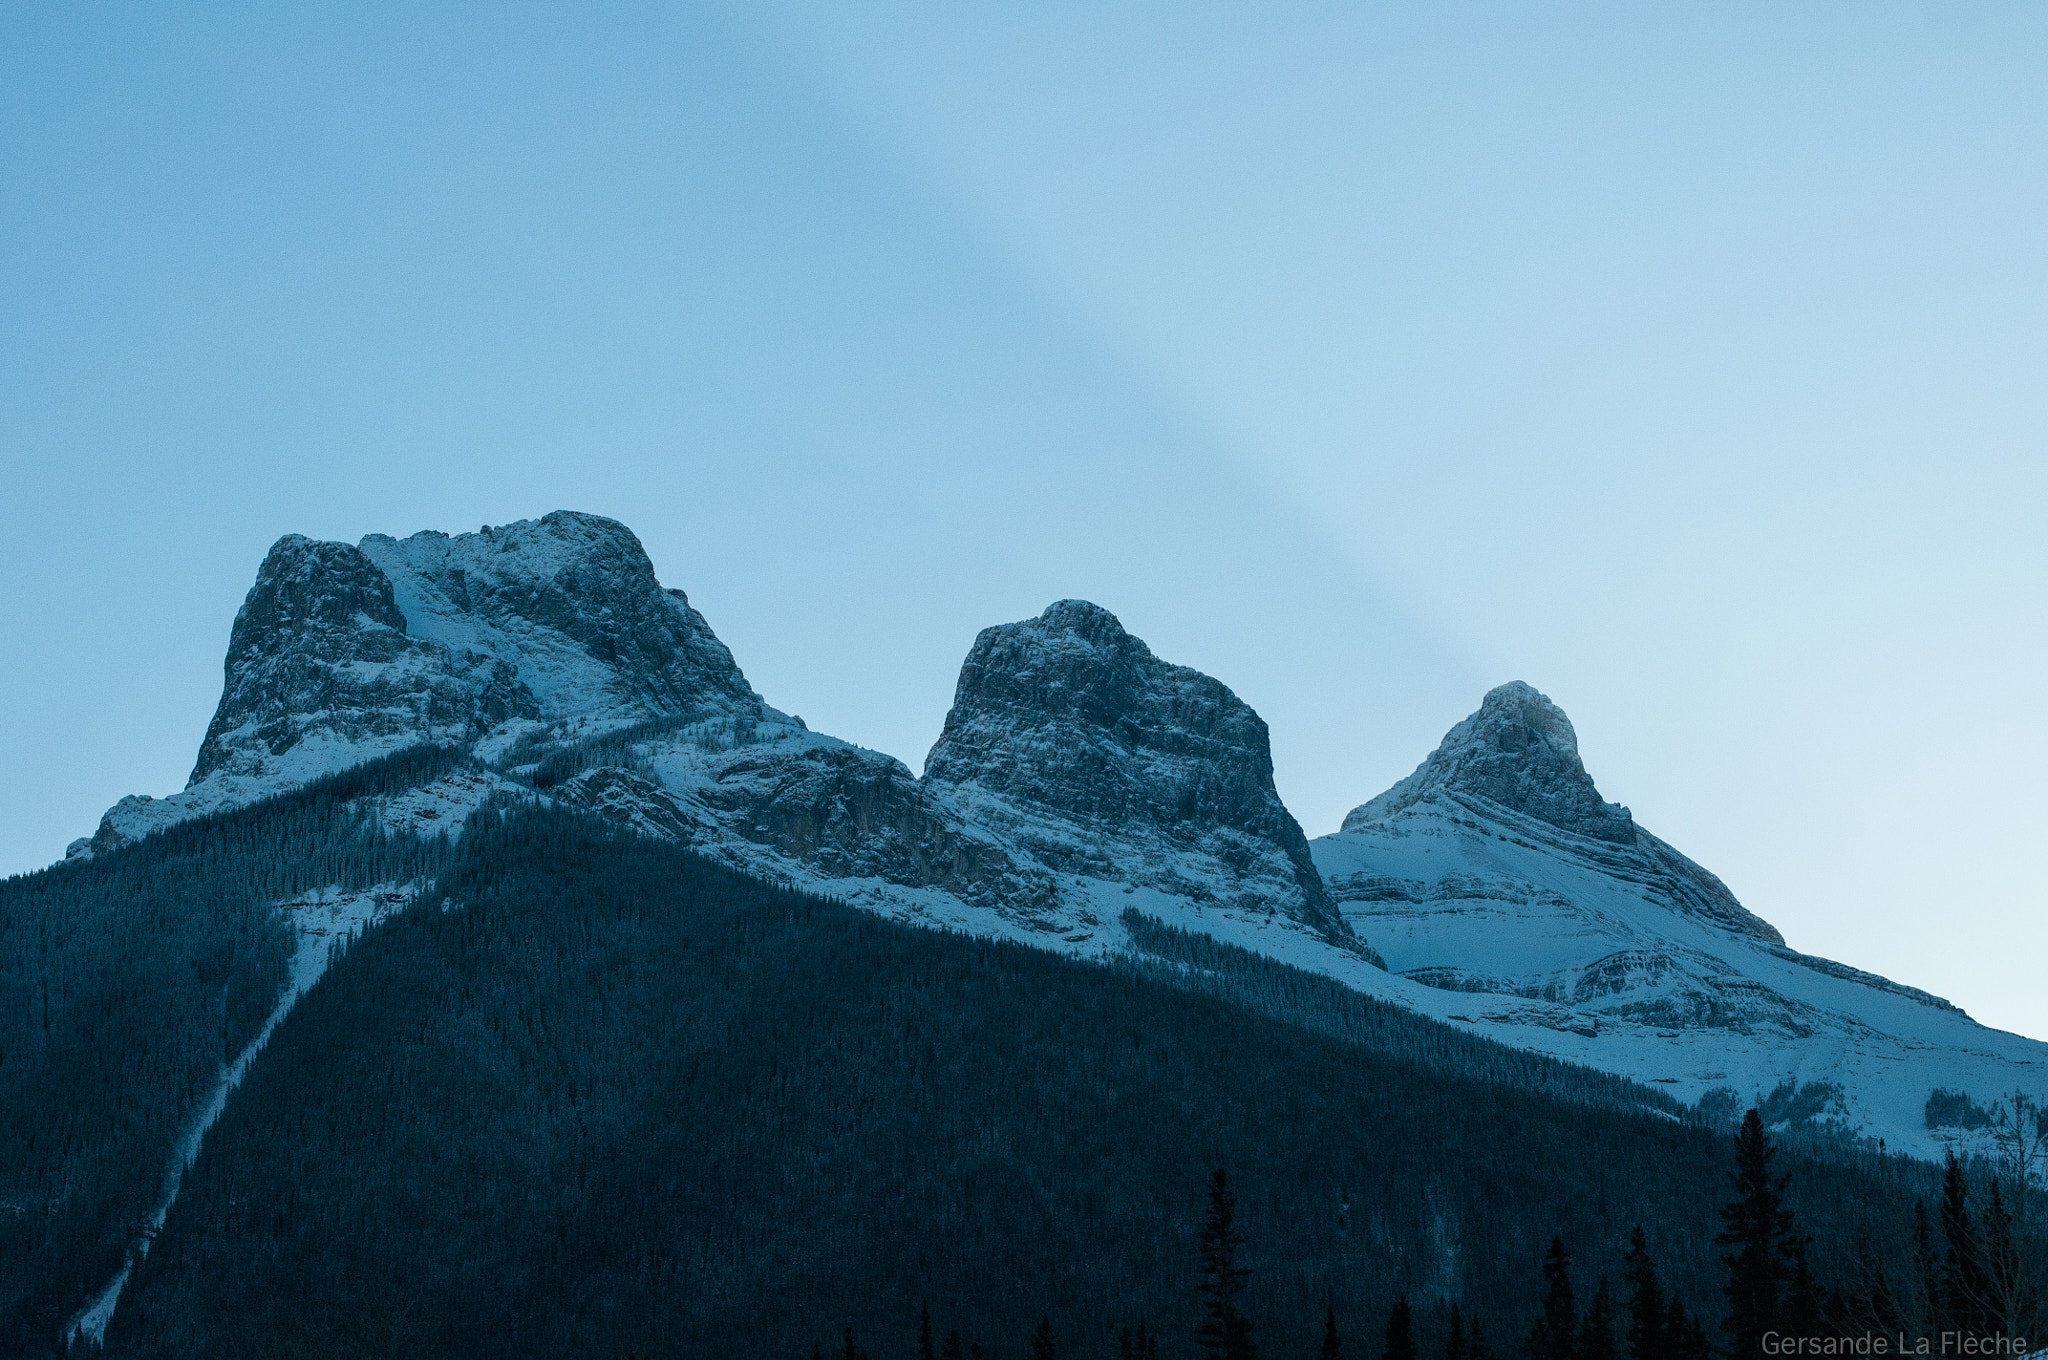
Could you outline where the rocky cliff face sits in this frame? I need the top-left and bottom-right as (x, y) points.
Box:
(923, 600), (1346, 939)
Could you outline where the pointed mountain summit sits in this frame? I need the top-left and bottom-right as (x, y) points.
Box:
(923, 600), (1346, 940)
(1343, 681), (1634, 843)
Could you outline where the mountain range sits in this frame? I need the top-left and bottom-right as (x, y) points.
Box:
(65, 510), (2044, 1159)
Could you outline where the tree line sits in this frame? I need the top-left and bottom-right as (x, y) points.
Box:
(810, 1106), (2040, 1360)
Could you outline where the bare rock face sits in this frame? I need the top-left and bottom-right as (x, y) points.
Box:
(923, 600), (1347, 939)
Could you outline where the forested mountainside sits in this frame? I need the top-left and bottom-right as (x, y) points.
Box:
(100, 804), (1934, 1360)
(0, 748), (469, 1354)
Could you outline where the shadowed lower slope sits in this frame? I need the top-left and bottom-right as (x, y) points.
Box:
(107, 806), (1921, 1360)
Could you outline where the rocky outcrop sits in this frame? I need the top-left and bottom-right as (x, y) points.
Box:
(554, 731), (1058, 918)
(923, 600), (1347, 939)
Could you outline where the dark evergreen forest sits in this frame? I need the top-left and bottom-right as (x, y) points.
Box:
(89, 803), (1937, 1359)
(0, 747), (465, 1353)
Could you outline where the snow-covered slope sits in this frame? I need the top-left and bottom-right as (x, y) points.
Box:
(1312, 682), (2047, 1159)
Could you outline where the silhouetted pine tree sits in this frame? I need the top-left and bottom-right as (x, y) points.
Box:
(1198, 1169), (1257, 1360)
(1381, 1296), (1415, 1360)
(1836, 1231), (1908, 1334)
(1322, 1307), (1344, 1360)
(1941, 1152), (1988, 1332)
(920, 1301), (935, 1360)
(1913, 1198), (1945, 1330)
(1622, 1227), (1667, 1360)
(1468, 1314), (1497, 1360)
(1980, 1177), (2034, 1336)
(1784, 1236), (1823, 1335)
(1717, 1108), (1796, 1353)
(842, 1324), (868, 1360)
(1527, 1236), (1578, 1360)
(1578, 1279), (1616, 1360)
(1444, 1306), (1466, 1360)
(943, 1330), (964, 1360)
(1662, 1300), (1711, 1360)
(1029, 1315), (1056, 1360)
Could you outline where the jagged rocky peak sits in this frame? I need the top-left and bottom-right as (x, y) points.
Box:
(76, 511), (764, 858)
(1342, 681), (1636, 843)
(195, 510), (761, 786)
(923, 600), (1346, 937)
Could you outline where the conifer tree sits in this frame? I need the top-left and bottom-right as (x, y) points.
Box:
(1198, 1169), (1257, 1360)
(843, 1323), (867, 1360)
(1527, 1236), (1578, 1360)
(1444, 1305), (1466, 1360)
(1941, 1151), (1988, 1332)
(944, 1329), (964, 1360)
(1717, 1108), (1796, 1352)
(1980, 1176), (2035, 1336)
(1468, 1315), (1497, 1360)
(1322, 1307), (1344, 1360)
(1382, 1295), (1416, 1360)
(1914, 1198), (1945, 1330)
(1578, 1278), (1616, 1360)
(1662, 1301), (1711, 1360)
(1029, 1315), (1056, 1360)
(1783, 1236), (1823, 1334)
(1622, 1227), (1667, 1360)
(920, 1301), (936, 1360)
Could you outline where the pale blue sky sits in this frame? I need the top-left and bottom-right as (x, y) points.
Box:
(4, 4), (2043, 1038)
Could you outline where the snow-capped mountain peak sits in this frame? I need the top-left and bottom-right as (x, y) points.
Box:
(1343, 680), (1634, 844)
